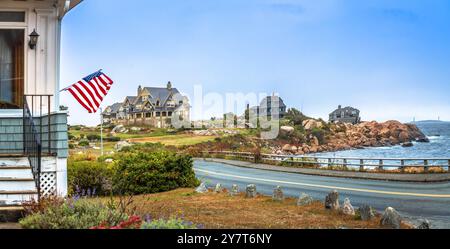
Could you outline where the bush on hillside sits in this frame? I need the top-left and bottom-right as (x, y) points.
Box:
(67, 160), (113, 196)
(87, 134), (101, 141)
(112, 149), (199, 195)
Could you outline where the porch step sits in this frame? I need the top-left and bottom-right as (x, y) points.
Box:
(0, 157), (29, 167)
(0, 167), (33, 178)
(0, 191), (38, 207)
(0, 157), (38, 207)
(0, 178), (36, 192)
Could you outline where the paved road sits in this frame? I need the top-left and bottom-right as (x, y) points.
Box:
(194, 159), (450, 229)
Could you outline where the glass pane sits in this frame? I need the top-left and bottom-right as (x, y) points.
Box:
(0, 12), (25, 22)
(0, 29), (24, 109)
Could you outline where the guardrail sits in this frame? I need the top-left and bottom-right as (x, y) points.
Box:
(202, 151), (450, 173)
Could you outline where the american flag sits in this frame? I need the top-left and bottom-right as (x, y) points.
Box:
(62, 70), (114, 113)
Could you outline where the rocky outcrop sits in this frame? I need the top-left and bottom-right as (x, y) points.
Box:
(324, 121), (428, 153)
(273, 120), (428, 155)
(417, 219), (431, 229)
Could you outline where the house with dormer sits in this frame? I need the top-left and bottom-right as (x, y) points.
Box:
(103, 82), (190, 128)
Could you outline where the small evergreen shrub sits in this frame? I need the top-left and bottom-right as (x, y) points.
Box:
(112, 149), (199, 195)
(78, 140), (89, 147)
(68, 160), (113, 195)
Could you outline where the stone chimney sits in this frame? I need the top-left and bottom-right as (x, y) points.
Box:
(338, 105), (342, 109)
(167, 81), (172, 90)
(138, 85), (142, 95)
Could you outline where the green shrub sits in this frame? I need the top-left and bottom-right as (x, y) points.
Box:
(78, 140), (89, 147)
(87, 134), (101, 141)
(104, 136), (121, 142)
(112, 149), (199, 195)
(68, 133), (75, 140)
(68, 160), (113, 195)
(19, 199), (127, 229)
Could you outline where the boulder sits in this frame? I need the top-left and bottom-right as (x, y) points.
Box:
(297, 193), (314, 206)
(302, 119), (324, 130)
(311, 136), (320, 147)
(114, 141), (133, 151)
(245, 184), (257, 198)
(104, 158), (114, 164)
(380, 207), (401, 229)
(272, 186), (284, 202)
(358, 205), (375, 221)
(280, 126), (295, 134)
(230, 184), (239, 196)
(401, 142), (414, 148)
(112, 125), (128, 134)
(416, 219), (431, 229)
(195, 182), (208, 193)
(325, 190), (340, 210)
(214, 183), (223, 193)
(416, 137), (430, 143)
(130, 127), (141, 132)
(398, 131), (410, 143)
(282, 144), (297, 153)
(342, 198), (355, 215)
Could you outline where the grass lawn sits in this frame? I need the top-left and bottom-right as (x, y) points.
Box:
(96, 188), (412, 229)
(128, 134), (217, 146)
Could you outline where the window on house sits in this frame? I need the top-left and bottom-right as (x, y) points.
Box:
(0, 29), (24, 109)
(0, 12), (25, 22)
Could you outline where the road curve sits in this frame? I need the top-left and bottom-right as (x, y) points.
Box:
(193, 159), (450, 229)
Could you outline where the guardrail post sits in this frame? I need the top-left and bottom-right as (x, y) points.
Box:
(359, 159), (364, 172)
(379, 159), (384, 171)
(448, 160), (450, 172)
(343, 159), (347, 169)
(400, 160), (405, 173)
(328, 158), (332, 168)
(424, 160), (429, 173)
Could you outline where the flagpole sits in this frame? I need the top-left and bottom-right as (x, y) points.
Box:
(100, 107), (104, 156)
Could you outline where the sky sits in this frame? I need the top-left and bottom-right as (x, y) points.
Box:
(60, 0), (450, 126)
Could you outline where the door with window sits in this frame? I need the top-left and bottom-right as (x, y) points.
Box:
(0, 28), (24, 109)
(0, 11), (26, 110)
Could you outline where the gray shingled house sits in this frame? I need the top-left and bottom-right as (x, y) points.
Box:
(329, 105), (361, 124)
(102, 82), (190, 128)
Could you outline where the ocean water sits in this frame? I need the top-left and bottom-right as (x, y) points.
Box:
(310, 121), (450, 167)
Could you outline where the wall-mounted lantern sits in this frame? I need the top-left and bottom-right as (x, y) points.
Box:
(29, 29), (39, 49)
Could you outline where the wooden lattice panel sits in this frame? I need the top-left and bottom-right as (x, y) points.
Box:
(40, 172), (57, 197)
